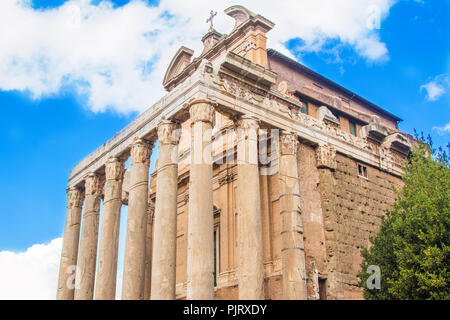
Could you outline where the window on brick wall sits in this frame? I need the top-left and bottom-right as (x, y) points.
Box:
(349, 121), (356, 136)
(358, 163), (368, 178)
(319, 279), (327, 300)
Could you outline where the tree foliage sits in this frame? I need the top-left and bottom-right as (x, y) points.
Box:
(359, 133), (450, 299)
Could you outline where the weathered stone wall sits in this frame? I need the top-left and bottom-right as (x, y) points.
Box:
(318, 152), (403, 299)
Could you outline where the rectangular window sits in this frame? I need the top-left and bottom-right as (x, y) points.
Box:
(300, 102), (308, 114)
(358, 163), (368, 179)
(319, 279), (327, 300)
(349, 121), (356, 136)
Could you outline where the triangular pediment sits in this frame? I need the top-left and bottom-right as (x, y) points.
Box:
(163, 46), (194, 90)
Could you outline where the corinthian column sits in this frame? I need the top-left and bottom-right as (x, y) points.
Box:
(236, 115), (264, 300)
(187, 100), (215, 300)
(95, 157), (124, 300)
(74, 172), (102, 300)
(122, 139), (151, 300)
(56, 187), (84, 300)
(151, 120), (181, 300)
(279, 132), (307, 300)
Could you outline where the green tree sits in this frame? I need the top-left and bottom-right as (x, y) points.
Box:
(359, 135), (450, 300)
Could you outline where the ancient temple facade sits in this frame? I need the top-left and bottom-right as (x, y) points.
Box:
(56, 5), (414, 300)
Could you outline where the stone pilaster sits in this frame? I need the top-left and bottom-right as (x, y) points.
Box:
(279, 132), (308, 300)
(315, 144), (339, 299)
(235, 115), (264, 300)
(187, 100), (215, 300)
(122, 139), (151, 300)
(95, 157), (124, 300)
(56, 187), (84, 300)
(74, 172), (102, 300)
(151, 120), (181, 300)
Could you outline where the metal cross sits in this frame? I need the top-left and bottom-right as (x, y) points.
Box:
(206, 10), (217, 29)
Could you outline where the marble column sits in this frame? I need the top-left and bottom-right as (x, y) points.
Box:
(187, 100), (215, 300)
(279, 132), (307, 300)
(143, 200), (155, 300)
(95, 157), (124, 300)
(56, 187), (84, 300)
(151, 120), (181, 300)
(122, 139), (151, 300)
(74, 172), (102, 300)
(236, 115), (265, 300)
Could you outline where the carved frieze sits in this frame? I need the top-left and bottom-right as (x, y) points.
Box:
(316, 144), (337, 170)
(131, 139), (151, 165)
(105, 157), (124, 181)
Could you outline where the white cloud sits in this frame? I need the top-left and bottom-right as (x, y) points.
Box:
(420, 74), (450, 101)
(0, 0), (397, 113)
(432, 123), (450, 135)
(0, 238), (62, 299)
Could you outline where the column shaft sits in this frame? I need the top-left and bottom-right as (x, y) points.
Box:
(143, 200), (154, 300)
(187, 101), (215, 300)
(74, 173), (102, 300)
(95, 158), (124, 300)
(151, 120), (180, 300)
(236, 116), (265, 300)
(279, 132), (307, 300)
(56, 187), (84, 300)
(122, 139), (151, 300)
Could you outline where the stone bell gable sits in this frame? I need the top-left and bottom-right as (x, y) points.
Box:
(57, 5), (415, 301)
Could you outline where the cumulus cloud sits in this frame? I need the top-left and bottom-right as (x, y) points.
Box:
(0, 0), (397, 113)
(0, 238), (62, 299)
(420, 74), (450, 101)
(432, 123), (450, 136)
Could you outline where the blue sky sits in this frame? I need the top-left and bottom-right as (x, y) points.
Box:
(0, 0), (448, 299)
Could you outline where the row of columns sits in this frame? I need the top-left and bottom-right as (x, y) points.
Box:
(57, 100), (307, 300)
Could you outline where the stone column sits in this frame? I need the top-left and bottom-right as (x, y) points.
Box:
(187, 100), (215, 300)
(74, 172), (102, 300)
(95, 157), (124, 300)
(56, 187), (84, 300)
(122, 139), (152, 300)
(236, 115), (265, 300)
(279, 132), (307, 300)
(151, 120), (181, 300)
(143, 200), (155, 300)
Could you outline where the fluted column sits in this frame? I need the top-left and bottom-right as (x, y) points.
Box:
(187, 100), (215, 300)
(95, 157), (124, 300)
(151, 120), (181, 300)
(74, 172), (102, 300)
(279, 132), (307, 300)
(236, 115), (264, 300)
(56, 187), (84, 300)
(122, 139), (151, 300)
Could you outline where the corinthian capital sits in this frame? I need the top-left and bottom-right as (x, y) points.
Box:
(157, 120), (181, 145)
(67, 187), (84, 209)
(316, 144), (337, 170)
(189, 100), (215, 124)
(235, 115), (259, 140)
(131, 139), (151, 165)
(105, 157), (124, 181)
(280, 132), (298, 155)
(84, 172), (102, 196)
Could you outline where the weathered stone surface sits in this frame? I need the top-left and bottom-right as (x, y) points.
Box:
(95, 158), (124, 300)
(151, 120), (181, 300)
(236, 116), (264, 300)
(122, 139), (152, 300)
(57, 187), (84, 300)
(74, 173), (102, 300)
